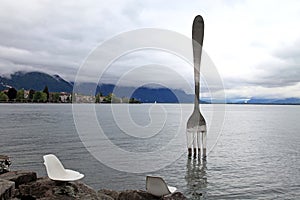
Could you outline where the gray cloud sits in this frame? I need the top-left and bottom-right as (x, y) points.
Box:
(225, 64), (300, 89)
(0, 0), (300, 99)
(0, 0), (143, 78)
(222, 37), (300, 98)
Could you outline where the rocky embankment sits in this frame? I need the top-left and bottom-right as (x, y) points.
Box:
(0, 170), (187, 200)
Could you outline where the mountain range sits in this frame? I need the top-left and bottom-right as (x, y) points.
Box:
(0, 71), (73, 93)
(0, 71), (195, 103)
(1, 71), (300, 104)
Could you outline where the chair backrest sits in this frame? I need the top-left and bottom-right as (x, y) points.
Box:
(43, 154), (67, 179)
(146, 176), (171, 196)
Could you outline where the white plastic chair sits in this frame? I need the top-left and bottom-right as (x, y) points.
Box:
(43, 154), (84, 181)
(146, 176), (177, 197)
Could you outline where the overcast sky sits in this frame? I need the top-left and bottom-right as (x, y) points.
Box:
(0, 0), (299, 99)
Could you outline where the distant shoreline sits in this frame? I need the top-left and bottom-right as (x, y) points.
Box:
(0, 102), (299, 105)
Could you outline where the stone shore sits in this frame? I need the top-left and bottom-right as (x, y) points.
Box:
(0, 170), (187, 200)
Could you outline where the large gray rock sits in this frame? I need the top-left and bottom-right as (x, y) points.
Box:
(0, 179), (15, 199)
(118, 190), (159, 200)
(98, 189), (188, 200)
(0, 170), (37, 188)
(162, 192), (188, 200)
(97, 192), (115, 200)
(17, 177), (99, 200)
(0, 171), (188, 200)
(98, 189), (119, 199)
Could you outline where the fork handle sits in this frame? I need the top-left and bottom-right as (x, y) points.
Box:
(192, 15), (204, 109)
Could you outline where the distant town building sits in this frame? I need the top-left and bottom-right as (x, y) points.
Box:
(59, 92), (71, 103)
(74, 93), (96, 103)
(24, 90), (29, 99)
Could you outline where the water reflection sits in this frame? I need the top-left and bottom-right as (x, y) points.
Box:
(185, 158), (208, 199)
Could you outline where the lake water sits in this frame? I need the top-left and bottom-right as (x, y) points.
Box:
(0, 104), (299, 199)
